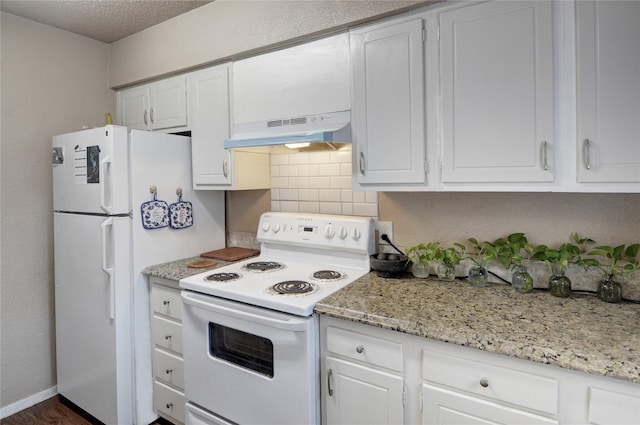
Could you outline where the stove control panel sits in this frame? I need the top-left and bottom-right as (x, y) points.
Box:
(257, 212), (375, 254)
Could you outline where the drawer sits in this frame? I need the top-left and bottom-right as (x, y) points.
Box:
(422, 349), (558, 415)
(152, 315), (183, 354)
(589, 386), (640, 425)
(326, 326), (403, 372)
(153, 348), (184, 389)
(154, 381), (185, 424)
(151, 284), (183, 320)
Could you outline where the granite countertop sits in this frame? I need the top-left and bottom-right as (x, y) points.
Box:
(315, 272), (640, 384)
(142, 256), (232, 281)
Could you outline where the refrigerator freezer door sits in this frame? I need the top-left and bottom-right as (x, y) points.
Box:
(52, 125), (130, 215)
(54, 212), (133, 425)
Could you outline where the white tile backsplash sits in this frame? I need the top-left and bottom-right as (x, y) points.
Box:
(269, 146), (377, 218)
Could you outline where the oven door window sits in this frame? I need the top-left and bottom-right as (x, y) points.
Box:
(209, 323), (274, 378)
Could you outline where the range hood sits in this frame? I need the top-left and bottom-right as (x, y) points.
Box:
(224, 111), (350, 150)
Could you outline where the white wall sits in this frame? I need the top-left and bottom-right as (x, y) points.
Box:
(109, 0), (433, 87)
(0, 12), (114, 411)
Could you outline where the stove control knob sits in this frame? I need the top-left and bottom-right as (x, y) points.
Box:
(338, 226), (348, 239)
(324, 225), (336, 239)
(352, 227), (361, 241)
(261, 221), (270, 232)
(272, 222), (281, 233)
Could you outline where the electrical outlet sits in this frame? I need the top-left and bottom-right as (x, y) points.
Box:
(377, 221), (393, 246)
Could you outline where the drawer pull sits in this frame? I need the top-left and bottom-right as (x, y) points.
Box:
(164, 335), (172, 340)
(480, 377), (489, 388)
(356, 345), (365, 354)
(166, 402), (173, 409)
(327, 369), (334, 396)
(163, 300), (170, 306)
(165, 368), (173, 375)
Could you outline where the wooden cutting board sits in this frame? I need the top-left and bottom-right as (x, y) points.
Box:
(200, 247), (260, 262)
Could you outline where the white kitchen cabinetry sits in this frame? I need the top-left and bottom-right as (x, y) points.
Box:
(150, 277), (185, 425)
(322, 323), (404, 425)
(350, 17), (427, 189)
(320, 315), (640, 425)
(118, 76), (188, 132)
(232, 33), (350, 124)
(188, 64), (270, 190)
(576, 0), (640, 184)
(439, 0), (554, 185)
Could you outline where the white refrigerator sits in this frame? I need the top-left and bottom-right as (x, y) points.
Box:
(52, 125), (225, 425)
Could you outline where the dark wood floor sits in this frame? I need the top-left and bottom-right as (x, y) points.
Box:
(1, 396), (170, 425)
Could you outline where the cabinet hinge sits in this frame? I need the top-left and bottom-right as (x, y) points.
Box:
(424, 161), (429, 174)
(403, 386), (407, 407)
(422, 26), (427, 43)
(419, 389), (423, 412)
(436, 24), (440, 41)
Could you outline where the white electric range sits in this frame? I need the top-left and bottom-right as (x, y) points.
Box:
(180, 212), (375, 425)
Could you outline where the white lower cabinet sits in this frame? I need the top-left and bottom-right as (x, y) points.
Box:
(320, 315), (640, 425)
(150, 277), (185, 425)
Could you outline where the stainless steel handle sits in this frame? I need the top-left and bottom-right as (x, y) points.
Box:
(150, 107), (155, 123)
(359, 152), (366, 175)
(328, 369), (334, 396)
(480, 377), (489, 388)
(542, 140), (548, 171)
(163, 300), (170, 306)
(144, 110), (148, 126)
(583, 138), (592, 170)
(356, 345), (365, 354)
(165, 369), (173, 375)
(223, 159), (228, 178)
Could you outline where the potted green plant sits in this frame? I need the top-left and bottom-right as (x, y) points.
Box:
(586, 243), (640, 303)
(494, 233), (534, 293)
(466, 238), (499, 287)
(405, 242), (440, 278)
(434, 244), (465, 281)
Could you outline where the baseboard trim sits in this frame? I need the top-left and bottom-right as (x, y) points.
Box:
(0, 386), (58, 419)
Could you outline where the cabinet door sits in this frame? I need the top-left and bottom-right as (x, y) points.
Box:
(440, 1), (554, 183)
(351, 18), (426, 186)
(325, 356), (404, 425)
(119, 86), (149, 130)
(422, 384), (558, 425)
(149, 76), (187, 130)
(189, 65), (233, 187)
(576, 1), (640, 183)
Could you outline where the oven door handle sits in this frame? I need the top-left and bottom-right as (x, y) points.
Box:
(181, 292), (310, 332)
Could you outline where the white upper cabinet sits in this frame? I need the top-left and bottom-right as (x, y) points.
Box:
(439, 0), (554, 185)
(118, 76), (188, 132)
(189, 64), (270, 190)
(576, 0), (640, 184)
(351, 17), (427, 188)
(232, 33), (350, 124)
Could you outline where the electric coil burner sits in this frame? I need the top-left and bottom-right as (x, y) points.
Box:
(205, 272), (242, 282)
(310, 270), (346, 282)
(268, 280), (319, 296)
(242, 261), (285, 272)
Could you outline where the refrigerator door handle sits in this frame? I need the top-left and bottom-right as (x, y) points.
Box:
(99, 156), (112, 214)
(101, 218), (115, 320)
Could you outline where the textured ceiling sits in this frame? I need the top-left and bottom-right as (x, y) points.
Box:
(0, 0), (213, 43)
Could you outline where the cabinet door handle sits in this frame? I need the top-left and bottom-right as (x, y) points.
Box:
(166, 402), (173, 409)
(541, 140), (548, 171)
(163, 300), (170, 306)
(359, 152), (366, 175)
(223, 159), (228, 178)
(583, 138), (592, 170)
(164, 334), (172, 340)
(150, 107), (155, 123)
(143, 110), (148, 126)
(356, 345), (365, 354)
(327, 368), (334, 396)
(480, 377), (489, 388)
(165, 368), (173, 375)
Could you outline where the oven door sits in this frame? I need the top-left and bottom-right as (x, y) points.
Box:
(181, 291), (319, 425)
